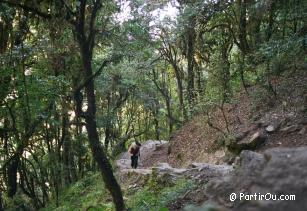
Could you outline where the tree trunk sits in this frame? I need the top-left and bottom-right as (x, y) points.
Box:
(173, 64), (187, 120)
(238, 0), (249, 54)
(7, 156), (19, 197)
(153, 102), (160, 140)
(73, 1), (125, 208)
(84, 83), (125, 210)
(266, 0), (276, 42)
(186, 17), (196, 111)
(79, 45), (125, 211)
(62, 110), (72, 185)
(0, 191), (3, 211)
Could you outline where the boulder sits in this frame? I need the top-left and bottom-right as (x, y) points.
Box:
(202, 147), (307, 211)
(234, 130), (250, 141)
(265, 122), (280, 133)
(239, 147), (307, 211)
(117, 168), (152, 185)
(188, 163), (233, 183)
(299, 117), (307, 125)
(280, 124), (300, 133)
(245, 131), (267, 148)
(256, 120), (269, 128)
(227, 130), (267, 154)
(299, 126), (306, 135)
(243, 130), (267, 150)
(153, 162), (188, 175)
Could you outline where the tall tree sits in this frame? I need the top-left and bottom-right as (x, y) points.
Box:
(70, 1), (125, 210)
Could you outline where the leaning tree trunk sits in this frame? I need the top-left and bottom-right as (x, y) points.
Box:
(74, 1), (125, 206)
(80, 54), (125, 210)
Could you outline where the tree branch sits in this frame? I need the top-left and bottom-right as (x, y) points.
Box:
(1, 0), (52, 19)
(87, 0), (101, 49)
(74, 54), (122, 93)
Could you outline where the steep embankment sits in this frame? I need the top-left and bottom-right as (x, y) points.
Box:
(168, 69), (307, 167)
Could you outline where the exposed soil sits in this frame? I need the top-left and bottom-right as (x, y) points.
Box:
(258, 127), (307, 151)
(168, 68), (307, 167)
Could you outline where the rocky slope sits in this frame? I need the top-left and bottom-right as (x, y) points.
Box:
(169, 69), (307, 167)
(188, 147), (307, 211)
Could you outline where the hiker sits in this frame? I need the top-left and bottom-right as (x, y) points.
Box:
(128, 141), (141, 169)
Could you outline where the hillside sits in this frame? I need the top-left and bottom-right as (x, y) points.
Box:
(169, 68), (307, 167)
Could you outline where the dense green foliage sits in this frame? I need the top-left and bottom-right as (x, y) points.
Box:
(40, 171), (194, 211)
(126, 169), (196, 211)
(0, 0), (306, 210)
(41, 173), (113, 211)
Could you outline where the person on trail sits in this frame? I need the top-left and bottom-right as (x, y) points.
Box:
(128, 141), (141, 169)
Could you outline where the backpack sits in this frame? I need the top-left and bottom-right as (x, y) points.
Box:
(129, 144), (140, 155)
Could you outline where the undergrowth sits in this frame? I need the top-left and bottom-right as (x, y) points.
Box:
(41, 170), (196, 211)
(127, 170), (196, 211)
(42, 172), (113, 211)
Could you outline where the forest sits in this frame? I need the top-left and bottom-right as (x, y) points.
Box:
(0, 0), (306, 210)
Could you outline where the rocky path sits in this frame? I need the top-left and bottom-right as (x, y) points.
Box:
(116, 140), (232, 175)
(116, 140), (233, 182)
(116, 140), (307, 211)
(116, 140), (169, 170)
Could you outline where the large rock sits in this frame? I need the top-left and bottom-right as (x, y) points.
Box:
(153, 162), (188, 175)
(234, 130), (250, 141)
(239, 147), (307, 211)
(243, 130), (267, 148)
(265, 122), (280, 133)
(188, 163), (233, 175)
(299, 126), (306, 135)
(280, 124), (300, 133)
(187, 163), (233, 183)
(227, 130), (267, 154)
(203, 147), (307, 211)
(120, 168), (152, 175)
